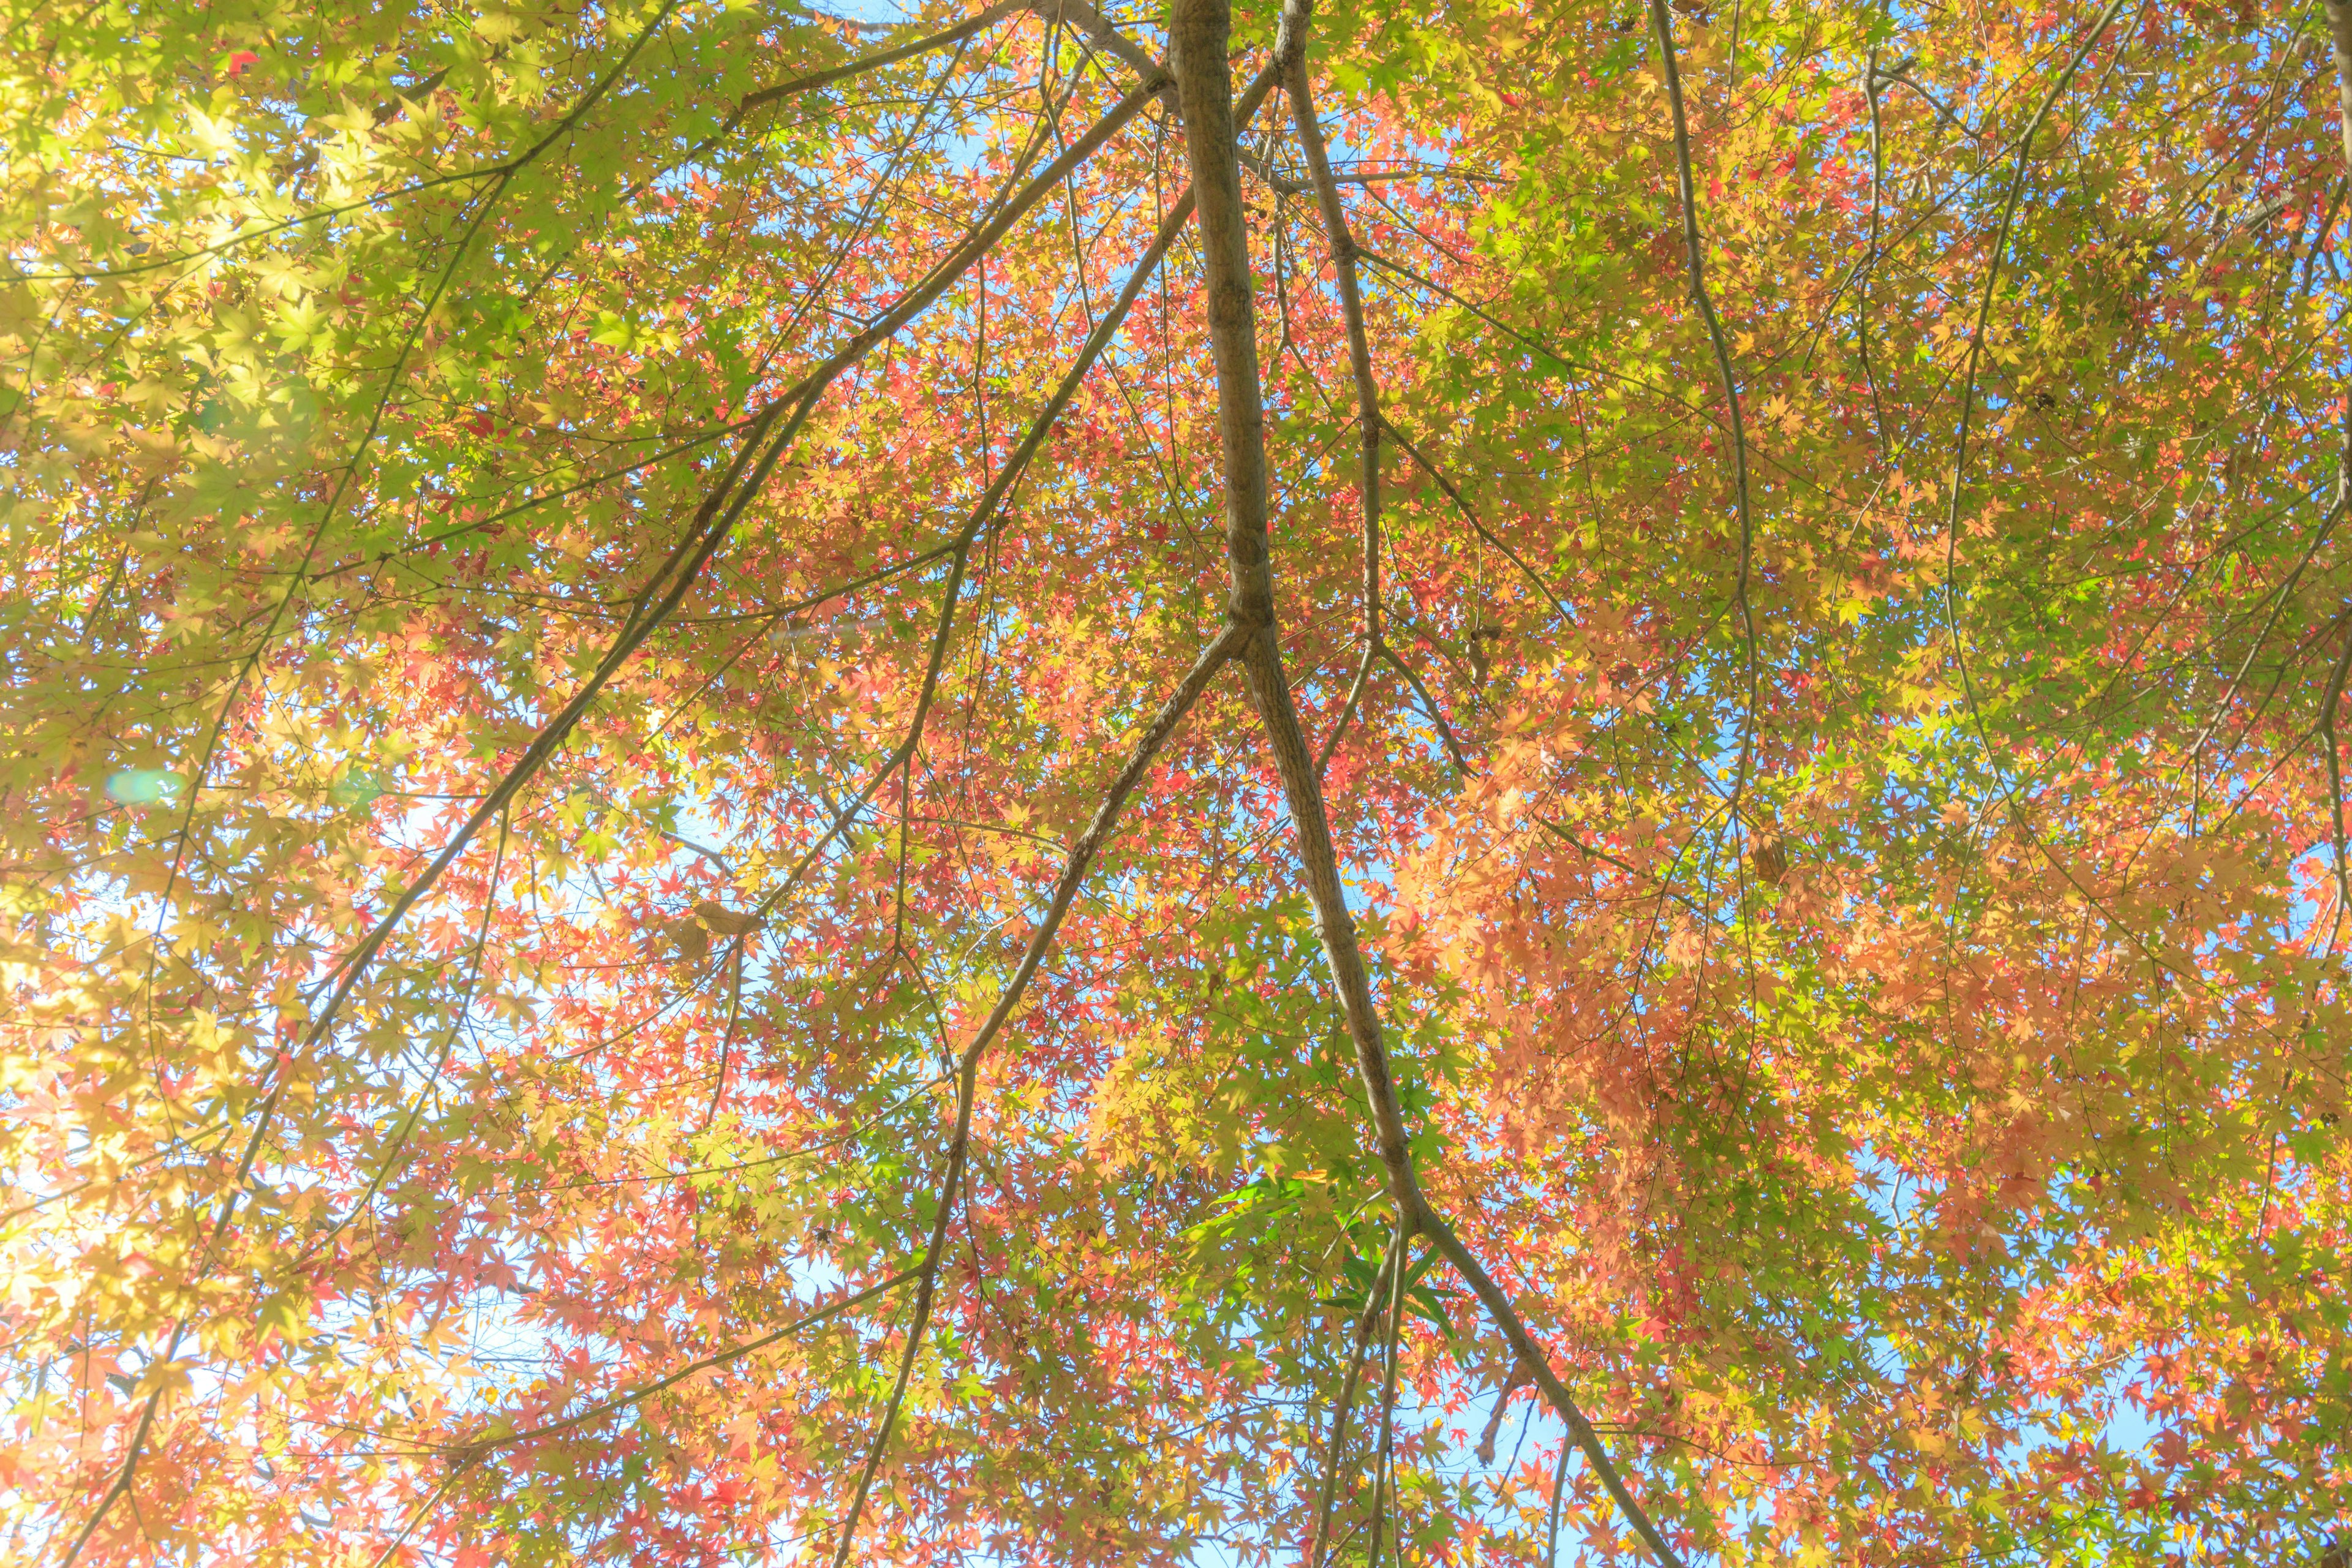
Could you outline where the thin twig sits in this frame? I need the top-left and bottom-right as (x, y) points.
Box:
(1382, 417), (1572, 622)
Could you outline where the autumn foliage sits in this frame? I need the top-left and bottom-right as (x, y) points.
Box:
(2, 0), (2348, 1562)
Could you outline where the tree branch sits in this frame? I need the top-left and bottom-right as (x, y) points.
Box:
(1647, 0), (1758, 809)
(1286, 64), (1384, 662)
(1382, 416), (1572, 623)
(823, 622), (1247, 1567)
(1170, 0), (1689, 1561)
(727, 0), (1030, 129)
(1305, 1229), (1403, 1568)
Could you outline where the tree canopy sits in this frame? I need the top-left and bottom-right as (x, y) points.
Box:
(3, 0), (2349, 1561)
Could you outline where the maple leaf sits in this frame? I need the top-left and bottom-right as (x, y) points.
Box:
(6, 1), (2342, 1564)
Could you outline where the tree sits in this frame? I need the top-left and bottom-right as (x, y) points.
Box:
(2, 0), (2348, 1559)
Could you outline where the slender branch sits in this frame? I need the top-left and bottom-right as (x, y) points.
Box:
(1382, 417), (1571, 622)
(58, 1016), (317, 1562)
(1940, 0), (2132, 583)
(478, 1269), (920, 1451)
(2314, 0), (2352, 175)
(1647, 0), (1758, 809)
(1316, 641), (1381, 778)
(696, 941), (749, 1133)
(1257, 166), (1511, 195)
(1937, 0), (2171, 983)
(727, 0), (1028, 128)
(1379, 643), (1472, 776)
(1355, 246), (1717, 427)
(1545, 1434), (1574, 1566)
(1363, 1219), (1411, 1568)
(1858, 41), (1891, 454)
(2312, 0), (2352, 937)
(56, 1321), (187, 1567)
(1475, 1354), (1539, 1463)
(13, 0), (683, 285)
(749, 140), (1201, 922)
(304, 813), (513, 1261)
(300, 423), (750, 584)
(1287, 63), (1384, 662)
(1416, 1216), (1685, 1568)
(2321, 627), (2352, 930)
(1306, 1229), (1404, 1568)
(1878, 61), (1964, 132)
(1534, 818), (1707, 918)
(366, 1464), (470, 1568)
(2185, 486), (2346, 761)
(823, 624), (1246, 1567)
(1030, 0), (1177, 109)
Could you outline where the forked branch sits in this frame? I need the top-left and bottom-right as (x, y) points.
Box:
(1169, 0), (1689, 1562)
